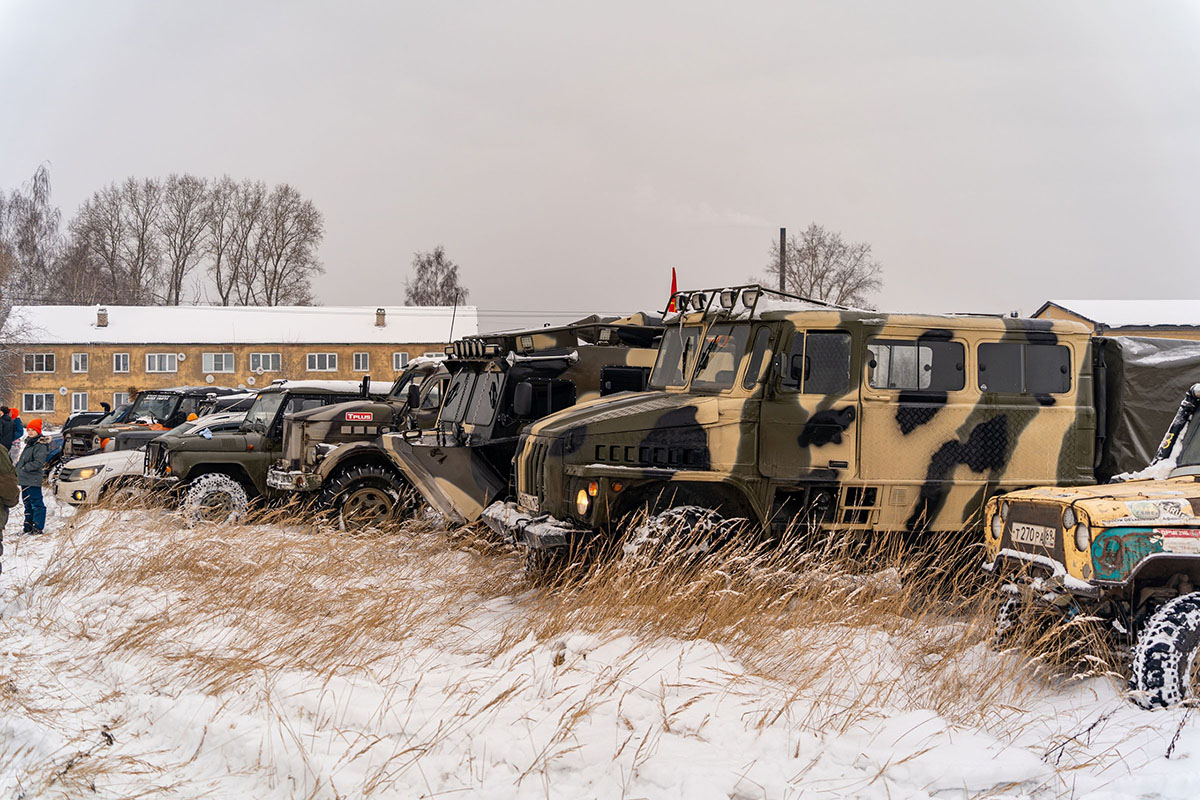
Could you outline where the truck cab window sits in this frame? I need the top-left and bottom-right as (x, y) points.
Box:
(650, 327), (701, 388)
(691, 324), (751, 391)
(781, 331), (852, 394)
(742, 327), (772, 390)
(867, 338), (965, 391)
(978, 343), (1071, 394)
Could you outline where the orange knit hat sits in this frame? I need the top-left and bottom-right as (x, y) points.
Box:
(26, 419), (43, 435)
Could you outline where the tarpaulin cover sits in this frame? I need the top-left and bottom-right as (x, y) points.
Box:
(1096, 336), (1200, 481)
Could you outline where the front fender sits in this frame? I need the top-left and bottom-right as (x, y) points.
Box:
(314, 440), (396, 482)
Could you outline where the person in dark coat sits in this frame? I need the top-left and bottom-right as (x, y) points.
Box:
(0, 407), (12, 450)
(0, 445), (18, 571)
(16, 419), (48, 535)
(9, 408), (24, 459)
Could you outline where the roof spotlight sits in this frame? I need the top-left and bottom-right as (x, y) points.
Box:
(690, 292), (707, 311)
(741, 288), (761, 309)
(719, 289), (737, 310)
(673, 293), (689, 312)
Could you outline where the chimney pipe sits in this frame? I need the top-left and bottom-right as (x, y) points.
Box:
(97, 307), (109, 328)
(375, 308), (386, 327)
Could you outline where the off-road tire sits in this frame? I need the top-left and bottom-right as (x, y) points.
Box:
(992, 594), (1023, 648)
(623, 505), (746, 559)
(1129, 591), (1200, 709)
(523, 546), (569, 585)
(320, 465), (411, 531)
(182, 473), (250, 527)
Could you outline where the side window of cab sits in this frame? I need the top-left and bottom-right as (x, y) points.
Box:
(781, 331), (852, 394)
(866, 337), (965, 392)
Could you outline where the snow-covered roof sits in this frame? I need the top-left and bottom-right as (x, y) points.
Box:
(1037, 300), (1200, 329)
(3, 305), (478, 345)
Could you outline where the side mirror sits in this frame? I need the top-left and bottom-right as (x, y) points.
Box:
(360, 374), (371, 398)
(513, 381), (534, 418)
(406, 383), (421, 408)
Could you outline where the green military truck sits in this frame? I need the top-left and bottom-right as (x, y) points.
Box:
(144, 379), (389, 524)
(482, 285), (1200, 573)
(378, 315), (663, 528)
(265, 358), (450, 527)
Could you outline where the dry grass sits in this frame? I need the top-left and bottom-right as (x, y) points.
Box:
(1, 504), (1134, 797)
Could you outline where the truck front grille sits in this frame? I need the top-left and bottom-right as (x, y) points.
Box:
(520, 439), (550, 498)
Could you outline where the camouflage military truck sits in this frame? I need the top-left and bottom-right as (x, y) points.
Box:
(265, 359), (450, 525)
(144, 380), (389, 524)
(378, 315), (664, 528)
(984, 378), (1200, 709)
(482, 285), (1200, 572)
(63, 386), (245, 458)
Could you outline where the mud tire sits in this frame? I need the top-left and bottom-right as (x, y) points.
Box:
(1129, 591), (1200, 709)
(182, 473), (249, 527)
(523, 546), (569, 585)
(624, 505), (746, 559)
(320, 465), (411, 530)
(992, 594), (1023, 648)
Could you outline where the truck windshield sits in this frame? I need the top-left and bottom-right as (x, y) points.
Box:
(440, 369), (477, 424)
(650, 326), (701, 388)
(691, 324), (751, 391)
(242, 392), (285, 433)
(464, 369), (506, 427)
(129, 393), (180, 423)
(388, 368), (417, 401)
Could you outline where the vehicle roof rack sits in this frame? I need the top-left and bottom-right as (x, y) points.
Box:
(664, 284), (847, 319)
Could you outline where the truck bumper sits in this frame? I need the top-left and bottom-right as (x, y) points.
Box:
(266, 468), (321, 492)
(481, 501), (588, 550)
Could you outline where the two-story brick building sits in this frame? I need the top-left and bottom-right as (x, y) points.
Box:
(2, 304), (478, 425)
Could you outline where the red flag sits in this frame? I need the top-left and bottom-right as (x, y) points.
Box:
(667, 267), (678, 312)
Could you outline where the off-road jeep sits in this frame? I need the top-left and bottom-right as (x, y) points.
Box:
(985, 383), (1200, 708)
(144, 380), (389, 524)
(265, 358), (449, 524)
(64, 386), (244, 458)
(483, 285), (1169, 571)
(380, 314), (663, 526)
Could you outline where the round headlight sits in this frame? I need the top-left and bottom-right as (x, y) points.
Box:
(575, 488), (591, 517)
(1074, 523), (1091, 553)
(990, 513), (1004, 539)
(1063, 506), (1077, 530)
(1000, 500), (1010, 522)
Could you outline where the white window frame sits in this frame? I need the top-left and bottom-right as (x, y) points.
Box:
(71, 353), (89, 373)
(22, 393), (55, 413)
(23, 353), (55, 373)
(306, 352), (338, 372)
(352, 352), (370, 372)
(249, 352), (281, 373)
(71, 392), (89, 413)
(202, 352), (235, 373)
(113, 352), (130, 373)
(113, 392), (131, 408)
(393, 352), (409, 371)
(146, 353), (179, 373)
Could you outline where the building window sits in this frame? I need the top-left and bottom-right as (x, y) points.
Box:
(353, 352), (370, 372)
(113, 353), (130, 373)
(250, 352), (281, 373)
(307, 352), (338, 372)
(71, 353), (89, 373)
(113, 392), (131, 408)
(202, 352), (235, 373)
(23, 393), (55, 413)
(393, 352), (409, 371)
(146, 353), (179, 373)
(23, 353), (55, 373)
(71, 392), (88, 413)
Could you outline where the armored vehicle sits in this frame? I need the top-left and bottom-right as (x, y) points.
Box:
(63, 386), (243, 458)
(144, 380), (389, 524)
(984, 381), (1200, 709)
(380, 315), (663, 527)
(483, 285), (1200, 571)
(265, 358), (450, 517)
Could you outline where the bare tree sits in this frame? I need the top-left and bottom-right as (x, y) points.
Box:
(119, 177), (164, 303)
(247, 183), (324, 306)
(766, 224), (883, 307)
(68, 184), (127, 302)
(404, 246), (468, 306)
(0, 164), (62, 304)
(159, 174), (209, 305)
(228, 180), (267, 305)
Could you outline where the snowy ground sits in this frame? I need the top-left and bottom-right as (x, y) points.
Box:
(1, 500), (1198, 799)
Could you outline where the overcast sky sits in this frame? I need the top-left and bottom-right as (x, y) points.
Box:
(3, 0), (1200, 317)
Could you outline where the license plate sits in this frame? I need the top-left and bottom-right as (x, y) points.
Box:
(1160, 528), (1200, 554)
(1011, 522), (1056, 549)
(517, 492), (539, 512)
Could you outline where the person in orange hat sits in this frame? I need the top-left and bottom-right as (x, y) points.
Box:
(15, 419), (49, 534)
